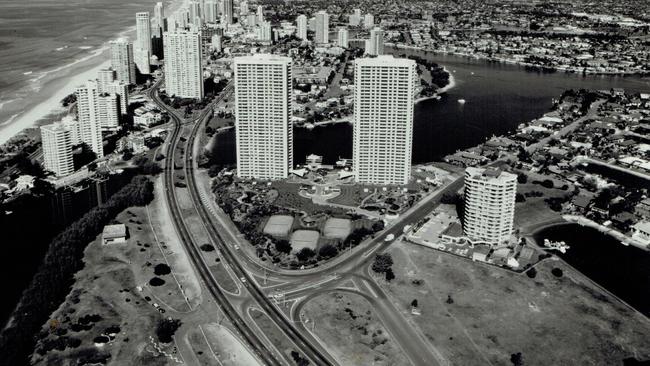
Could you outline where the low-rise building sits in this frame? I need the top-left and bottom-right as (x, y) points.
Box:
(102, 224), (127, 245)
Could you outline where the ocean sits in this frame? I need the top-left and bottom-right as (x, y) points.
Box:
(0, 0), (180, 145)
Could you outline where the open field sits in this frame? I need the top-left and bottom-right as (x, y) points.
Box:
(290, 230), (320, 251)
(300, 291), (410, 366)
(514, 174), (573, 229)
(263, 214), (294, 237)
(377, 241), (650, 366)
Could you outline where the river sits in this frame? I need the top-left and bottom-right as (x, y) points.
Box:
(213, 50), (650, 165)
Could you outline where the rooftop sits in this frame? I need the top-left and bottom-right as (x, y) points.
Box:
(102, 224), (127, 239)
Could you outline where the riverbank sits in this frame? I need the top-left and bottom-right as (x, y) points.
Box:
(414, 66), (457, 105)
(532, 223), (650, 318)
(391, 43), (646, 77)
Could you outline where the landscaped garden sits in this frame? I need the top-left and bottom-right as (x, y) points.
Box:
(211, 172), (384, 269)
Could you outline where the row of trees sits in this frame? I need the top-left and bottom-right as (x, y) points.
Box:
(0, 176), (155, 365)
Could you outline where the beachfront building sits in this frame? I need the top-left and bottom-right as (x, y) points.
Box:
(41, 123), (74, 177)
(222, 0), (234, 25)
(257, 21), (272, 43)
(364, 13), (375, 29)
(109, 38), (136, 85)
(189, 1), (201, 25)
(152, 2), (165, 59)
(233, 54), (292, 180)
(463, 167), (517, 245)
(204, 0), (218, 23)
(163, 29), (203, 99)
(95, 69), (129, 116)
(365, 27), (384, 56)
(338, 27), (349, 48)
(105, 81), (129, 115)
(135, 12), (152, 74)
(75, 81), (104, 158)
(96, 69), (116, 93)
(353, 55), (417, 185)
(349, 9), (362, 26)
(240, 1), (249, 16)
(256, 5), (264, 23)
(315, 11), (329, 45)
(296, 14), (308, 40)
(98, 93), (120, 130)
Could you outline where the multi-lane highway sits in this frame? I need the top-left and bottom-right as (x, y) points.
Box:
(152, 79), (336, 366)
(152, 80), (285, 366)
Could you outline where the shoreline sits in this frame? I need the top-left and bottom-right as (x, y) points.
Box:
(392, 43), (648, 77)
(415, 66), (457, 104)
(0, 0), (187, 147)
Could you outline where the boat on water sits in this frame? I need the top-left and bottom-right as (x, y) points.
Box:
(543, 239), (570, 253)
(457, 99), (466, 104)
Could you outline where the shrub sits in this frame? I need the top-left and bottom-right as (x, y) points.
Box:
(296, 248), (316, 262)
(156, 318), (182, 343)
(372, 253), (393, 274)
(551, 268), (563, 277)
(318, 244), (338, 259)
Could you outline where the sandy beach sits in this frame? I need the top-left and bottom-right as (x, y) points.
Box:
(0, 0), (187, 146)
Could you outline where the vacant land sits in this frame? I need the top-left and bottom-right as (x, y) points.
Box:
(300, 291), (410, 366)
(378, 241), (650, 366)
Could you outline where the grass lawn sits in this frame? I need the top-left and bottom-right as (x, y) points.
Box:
(300, 291), (410, 366)
(271, 181), (348, 215)
(377, 241), (650, 366)
(186, 323), (262, 366)
(514, 177), (573, 229)
(327, 185), (373, 207)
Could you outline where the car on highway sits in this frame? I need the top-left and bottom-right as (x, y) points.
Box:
(385, 233), (395, 242)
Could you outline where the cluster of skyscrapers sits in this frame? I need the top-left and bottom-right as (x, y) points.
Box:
(234, 54), (416, 186)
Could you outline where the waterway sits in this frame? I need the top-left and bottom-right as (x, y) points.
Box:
(534, 224), (650, 317)
(213, 51), (650, 165)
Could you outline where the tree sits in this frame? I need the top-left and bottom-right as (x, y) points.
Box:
(385, 268), (395, 282)
(156, 318), (182, 343)
(411, 299), (418, 308)
(275, 239), (292, 254)
(440, 192), (460, 205)
(510, 352), (524, 366)
(296, 247), (316, 262)
(371, 253), (393, 274)
(517, 174), (528, 184)
(318, 244), (338, 259)
(525, 267), (537, 278)
(551, 268), (563, 277)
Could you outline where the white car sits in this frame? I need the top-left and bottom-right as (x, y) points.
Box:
(385, 234), (395, 242)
